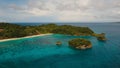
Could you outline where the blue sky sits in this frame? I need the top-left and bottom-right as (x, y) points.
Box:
(0, 0), (120, 22)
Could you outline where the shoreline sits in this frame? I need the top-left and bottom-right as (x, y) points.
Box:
(0, 33), (53, 42)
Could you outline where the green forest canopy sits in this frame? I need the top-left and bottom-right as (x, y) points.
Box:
(0, 23), (94, 39)
(68, 38), (92, 48)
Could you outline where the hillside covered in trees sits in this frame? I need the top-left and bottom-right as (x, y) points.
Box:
(0, 23), (94, 39)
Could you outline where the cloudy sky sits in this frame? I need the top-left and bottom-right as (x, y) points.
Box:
(0, 0), (120, 22)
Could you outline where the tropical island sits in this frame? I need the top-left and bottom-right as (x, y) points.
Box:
(69, 38), (92, 49)
(0, 22), (106, 44)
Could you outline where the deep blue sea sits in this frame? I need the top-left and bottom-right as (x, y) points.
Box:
(0, 23), (120, 68)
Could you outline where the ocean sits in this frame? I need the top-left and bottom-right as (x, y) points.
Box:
(0, 23), (120, 68)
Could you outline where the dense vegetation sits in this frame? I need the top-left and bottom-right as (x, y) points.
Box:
(69, 38), (92, 49)
(0, 23), (27, 39)
(0, 23), (94, 39)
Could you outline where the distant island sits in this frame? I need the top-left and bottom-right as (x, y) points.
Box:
(115, 22), (120, 23)
(0, 22), (106, 42)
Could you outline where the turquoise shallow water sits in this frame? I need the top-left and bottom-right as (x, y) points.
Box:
(0, 23), (120, 68)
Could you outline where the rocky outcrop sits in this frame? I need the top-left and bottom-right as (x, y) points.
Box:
(76, 45), (92, 49)
(56, 41), (62, 46)
(93, 33), (107, 41)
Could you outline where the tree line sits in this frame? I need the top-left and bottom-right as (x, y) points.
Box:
(0, 23), (94, 39)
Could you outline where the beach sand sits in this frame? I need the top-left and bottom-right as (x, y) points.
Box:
(0, 33), (53, 42)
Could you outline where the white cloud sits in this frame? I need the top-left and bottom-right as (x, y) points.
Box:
(25, 8), (52, 16)
(23, 0), (96, 21)
(0, 0), (120, 22)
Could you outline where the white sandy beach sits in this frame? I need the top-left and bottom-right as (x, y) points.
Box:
(0, 33), (53, 42)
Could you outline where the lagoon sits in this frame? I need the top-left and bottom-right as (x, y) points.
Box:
(0, 23), (120, 68)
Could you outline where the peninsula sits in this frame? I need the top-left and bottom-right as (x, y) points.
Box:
(0, 23), (106, 42)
